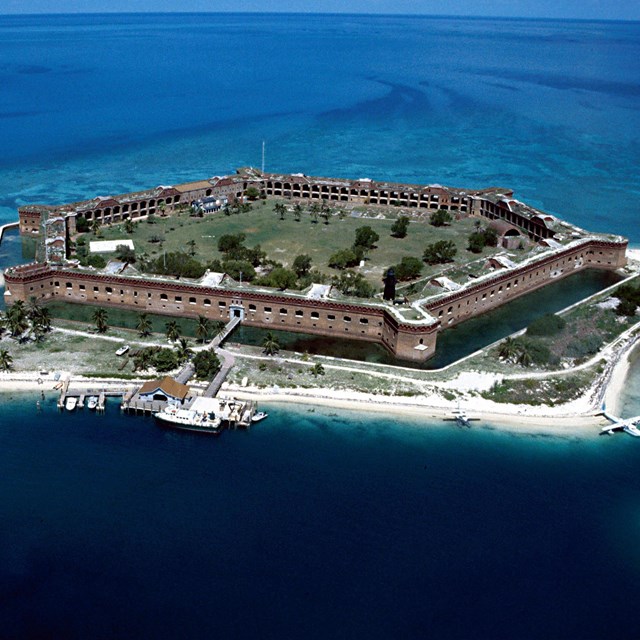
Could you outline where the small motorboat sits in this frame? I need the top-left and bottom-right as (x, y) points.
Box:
(87, 396), (98, 410)
(251, 411), (268, 423)
(115, 345), (130, 356)
(65, 396), (78, 411)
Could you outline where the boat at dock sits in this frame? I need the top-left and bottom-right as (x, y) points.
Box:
(65, 396), (78, 411)
(87, 396), (98, 410)
(252, 411), (268, 423)
(154, 404), (223, 434)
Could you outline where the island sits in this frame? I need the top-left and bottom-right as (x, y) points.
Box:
(1, 167), (639, 436)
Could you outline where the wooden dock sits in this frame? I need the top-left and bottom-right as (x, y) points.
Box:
(58, 384), (129, 412)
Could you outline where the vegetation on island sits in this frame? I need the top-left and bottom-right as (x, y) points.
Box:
(86, 197), (513, 301)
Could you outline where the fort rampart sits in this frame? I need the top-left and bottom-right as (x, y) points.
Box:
(4, 238), (627, 362)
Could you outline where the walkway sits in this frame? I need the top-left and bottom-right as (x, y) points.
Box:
(202, 349), (236, 398)
(211, 316), (241, 348)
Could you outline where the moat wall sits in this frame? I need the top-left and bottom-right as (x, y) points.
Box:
(4, 238), (627, 362)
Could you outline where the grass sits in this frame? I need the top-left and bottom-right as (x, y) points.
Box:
(481, 368), (598, 406)
(92, 199), (507, 288)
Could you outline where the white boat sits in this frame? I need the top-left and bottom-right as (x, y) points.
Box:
(252, 411), (268, 423)
(87, 396), (98, 410)
(65, 396), (78, 411)
(115, 345), (130, 356)
(154, 404), (222, 434)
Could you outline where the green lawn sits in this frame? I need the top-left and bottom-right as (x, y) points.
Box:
(91, 199), (506, 288)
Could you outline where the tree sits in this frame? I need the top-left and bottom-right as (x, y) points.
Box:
(320, 203), (331, 225)
(293, 203), (303, 222)
(354, 226), (380, 251)
(196, 315), (212, 344)
(123, 218), (135, 234)
(0, 349), (13, 372)
(136, 312), (152, 337)
(186, 239), (197, 257)
(6, 302), (28, 337)
(430, 209), (453, 227)
(115, 244), (136, 263)
(391, 216), (410, 238)
(497, 337), (519, 362)
(76, 215), (90, 233)
(292, 254), (312, 278)
(193, 349), (221, 380)
(423, 240), (457, 264)
(392, 256), (423, 281)
(165, 320), (181, 343)
(274, 202), (286, 220)
(332, 270), (375, 298)
(91, 218), (101, 236)
(245, 186), (260, 201)
(222, 259), (256, 282)
(174, 337), (194, 364)
(262, 331), (280, 356)
(616, 299), (637, 317)
(267, 267), (297, 290)
(328, 248), (359, 270)
(217, 233), (246, 254)
(132, 348), (154, 372)
(311, 363), (325, 377)
(309, 202), (320, 223)
(92, 308), (108, 334)
(154, 348), (179, 373)
(467, 231), (486, 253)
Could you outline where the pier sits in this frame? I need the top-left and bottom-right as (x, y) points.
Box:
(58, 382), (128, 412)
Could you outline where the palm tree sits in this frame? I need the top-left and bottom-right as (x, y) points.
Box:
(498, 337), (519, 362)
(517, 345), (533, 368)
(0, 312), (6, 336)
(274, 202), (286, 220)
(195, 315), (211, 344)
(309, 202), (320, 224)
(293, 203), (303, 222)
(123, 218), (135, 234)
(91, 218), (101, 236)
(6, 302), (28, 337)
(92, 308), (108, 334)
(165, 320), (181, 343)
(0, 349), (13, 372)
(311, 363), (325, 377)
(26, 296), (40, 318)
(136, 312), (152, 337)
(320, 203), (331, 225)
(186, 239), (197, 257)
(132, 348), (153, 372)
(262, 331), (280, 356)
(174, 337), (194, 364)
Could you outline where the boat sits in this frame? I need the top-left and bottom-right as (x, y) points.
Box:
(251, 411), (268, 423)
(65, 396), (78, 411)
(154, 404), (222, 434)
(87, 396), (98, 410)
(115, 345), (130, 356)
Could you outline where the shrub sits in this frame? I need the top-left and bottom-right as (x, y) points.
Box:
(430, 209), (452, 227)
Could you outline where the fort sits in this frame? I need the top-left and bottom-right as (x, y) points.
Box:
(5, 169), (628, 362)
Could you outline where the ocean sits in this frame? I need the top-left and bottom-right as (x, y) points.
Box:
(1, 13), (640, 638)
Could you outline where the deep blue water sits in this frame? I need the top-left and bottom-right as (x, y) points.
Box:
(2, 13), (640, 639)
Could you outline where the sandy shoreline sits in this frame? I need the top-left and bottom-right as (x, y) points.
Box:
(1, 330), (639, 437)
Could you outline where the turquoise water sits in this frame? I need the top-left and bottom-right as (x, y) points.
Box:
(2, 13), (640, 639)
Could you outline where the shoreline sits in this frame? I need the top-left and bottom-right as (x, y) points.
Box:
(1, 321), (639, 439)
